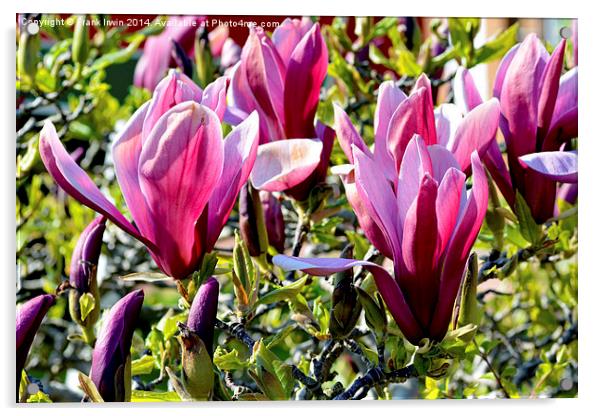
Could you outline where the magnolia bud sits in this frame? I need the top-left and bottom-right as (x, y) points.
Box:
(180, 277), (219, 400)
(90, 290), (144, 402)
(356, 286), (387, 337)
(72, 15), (89, 66)
(16, 294), (55, 397)
(17, 28), (40, 85)
(458, 253), (480, 338)
(69, 216), (106, 341)
(329, 245), (361, 339)
(239, 184), (284, 257)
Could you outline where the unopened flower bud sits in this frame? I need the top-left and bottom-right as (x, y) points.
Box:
(69, 216), (105, 336)
(329, 245), (361, 339)
(17, 28), (40, 85)
(180, 277), (219, 400)
(72, 15), (89, 66)
(16, 294), (55, 396)
(90, 290), (144, 402)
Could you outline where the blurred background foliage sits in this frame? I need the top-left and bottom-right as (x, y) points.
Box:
(16, 14), (577, 402)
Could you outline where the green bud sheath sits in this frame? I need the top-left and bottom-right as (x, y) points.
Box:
(179, 326), (214, 400)
(17, 30), (40, 84)
(72, 15), (89, 66)
(458, 253), (480, 330)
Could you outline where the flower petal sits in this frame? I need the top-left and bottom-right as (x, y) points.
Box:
(387, 86), (437, 171)
(283, 23), (328, 138)
(430, 152), (488, 341)
(400, 174), (440, 328)
(434, 103), (463, 149)
(201, 76), (229, 120)
(519, 151), (577, 183)
(545, 67), (578, 147)
(453, 67), (483, 112)
(396, 135), (433, 222)
(250, 139), (323, 192)
(272, 17), (313, 65)
(39, 121), (145, 242)
(448, 98), (500, 173)
(138, 102), (224, 278)
(204, 112), (260, 250)
(537, 39), (566, 146)
(333, 103), (369, 163)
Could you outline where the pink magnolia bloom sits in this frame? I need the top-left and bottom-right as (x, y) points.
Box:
(40, 71), (260, 279)
(275, 136), (489, 345)
(134, 16), (241, 91)
(332, 74), (499, 259)
(455, 34), (578, 223)
(226, 18), (334, 201)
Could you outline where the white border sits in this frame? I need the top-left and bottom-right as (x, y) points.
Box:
(3, 1), (600, 415)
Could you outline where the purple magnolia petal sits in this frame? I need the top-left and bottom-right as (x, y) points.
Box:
(39, 121), (146, 243)
(374, 81), (407, 169)
(250, 138), (323, 192)
(519, 151), (577, 183)
(427, 143), (462, 185)
(336, 167), (393, 259)
(396, 136), (433, 222)
(448, 98), (500, 173)
(272, 255), (425, 344)
(333, 103), (369, 163)
(243, 28), (286, 141)
(537, 39), (566, 144)
(434, 104), (463, 148)
(138, 102), (224, 279)
(353, 145), (402, 264)
(112, 102), (156, 243)
(499, 34), (548, 164)
(283, 23), (328, 138)
(188, 277), (219, 355)
(557, 182), (578, 206)
(430, 152), (488, 341)
(545, 68), (578, 146)
(387, 86), (437, 171)
(90, 290), (144, 402)
(435, 168), (466, 256)
(492, 43), (519, 99)
(225, 62), (255, 126)
(143, 70), (203, 138)
(204, 112), (260, 250)
(400, 174), (440, 328)
(453, 67), (483, 112)
(272, 17), (313, 65)
(201, 76), (229, 121)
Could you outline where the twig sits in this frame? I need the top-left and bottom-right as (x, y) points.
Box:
(285, 213), (310, 280)
(215, 319), (255, 352)
(473, 339), (511, 398)
(334, 365), (417, 400)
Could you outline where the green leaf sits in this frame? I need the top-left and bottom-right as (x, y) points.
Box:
(514, 192), (543, 244)
(131, 390), (182, 402)
(214, 347), (249, 371)
(474, 23), (519, 64)
(26, 391), (53, 403)
(131, 355), (155, 376)
(258, 276), (308, 305)
(395, 48), (422, 77)
(368, 17), (399, 42)
(85, 33), (145, 74)
(78, 292), (96, 322)
(120, 272), (171, 282)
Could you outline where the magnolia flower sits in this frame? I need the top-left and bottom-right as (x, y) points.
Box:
(455, 34), (578, 223)
(275, 136), (489, 345)
(187, 277), (219, 356)
(16, 294), (55, 393)
(90, 290), (144, 402)
(40, 71), (260, 279)
(333, 74), (499, 259)
(227, 18), (334, 201)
